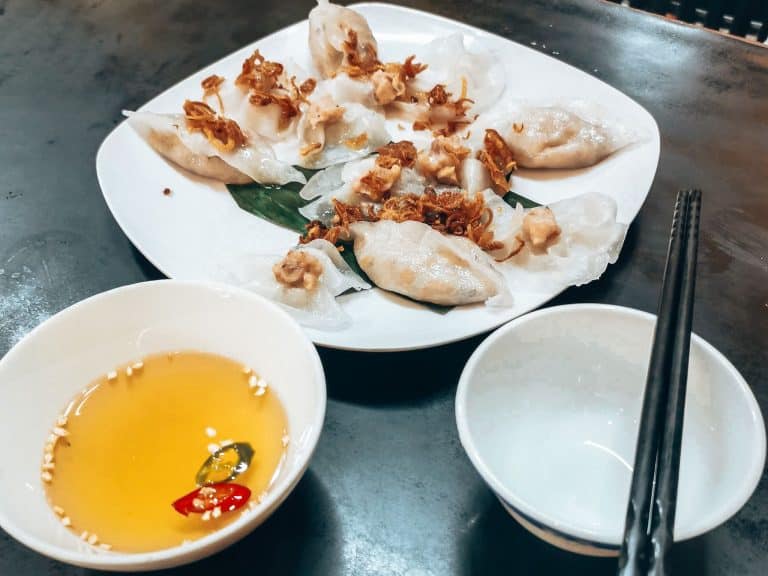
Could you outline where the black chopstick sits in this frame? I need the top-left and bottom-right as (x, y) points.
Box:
(647, 190), (701, 576)
(617, 189), (701, 576)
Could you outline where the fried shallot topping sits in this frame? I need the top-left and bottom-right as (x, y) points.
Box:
(301, 188), (502, 252)
(520, 207), (561, 252)
(306, 99), (346, 129)
(235, 50), (317, 129)
(412, 84), (475, 136)
(341, 29), (382, 77)
(415, 136), (470, 185)
(272, 251), (324, 291)
(201, 74), (226, 113)
(183, 100), (247, 152)
(370, 56), (427, 105)
(354, 162), (403, 202)
(477, 129), (517, 194)
(377, 141), (417, 168)
(236, 50), (284, 92)
(249, 90), (301, 128)
(352, 141), (418, 201)
(299, 77), (317, 97)
(299, 97), (346, 157)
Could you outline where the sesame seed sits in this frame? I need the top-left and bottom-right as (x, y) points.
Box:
(192, 498), (204, 510)
(132, 361), (144, 370)
(201, 510), (211, 521)
(220, 439), (233, 447)
(106, 370), (117, 381)
(125, 366), (133, 377)
(242, 366), (252, 375)
(56, 416), (68, 427)
(281, 434), (290, 447)
(42, 463), (55, 471)
(53, 505), (64, 515)
(207, 443), (220, 454)
(53, 426), (69, 437)
(99, 543), (112, 550)
(87, 533), (98, 545)
(41, 471), (53, 483)
(44, 453), (54, 464)
(80, 531), (89, 541)
(248, 375), (259, 388)
(61, 516), (71, 527)
(205, 427), (217, 438)
(212, 506), (222, 519)
(199, 486), (216, 496)
(254, 387), (266, 397)
(47, 434), (56, 444)
(257, 378), (268, 389)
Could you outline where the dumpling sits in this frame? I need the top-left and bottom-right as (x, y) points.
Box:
(313, 73), (378, 108)
(299, 156), (377, 223)
(209, 54), (315, 142)
(480, 189), (526, 261)
(293, 98), (390, 168)
(298, 142), (428, 223)
(502, 192), (627, 290)
(411, 33), (505, 115)
(467, 102), (633, 169)
(460, 158), (493, 194)
(350, 220), (511, 306)
(125, 109), (306, 185)
(220, 239), (370, 329)
(308, 0), (379, 78)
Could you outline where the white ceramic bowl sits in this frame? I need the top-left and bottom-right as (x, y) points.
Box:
(456, 304), (765, 556)
(0, 280), (326, 571)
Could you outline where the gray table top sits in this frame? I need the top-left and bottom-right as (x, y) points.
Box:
(1, 0), (766, 574)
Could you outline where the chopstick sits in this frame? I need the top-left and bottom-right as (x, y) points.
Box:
(617, 189), (702, 576)
(647, 190), (701, 575)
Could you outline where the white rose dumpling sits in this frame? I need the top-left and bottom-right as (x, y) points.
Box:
(308, 0), (379, 78)
(124, 109), (306, 185)
(468, 102), (633, 169)
(350, 220), (512, 306)
(221, 239), (370, 329)
(412, 33), (505, 115)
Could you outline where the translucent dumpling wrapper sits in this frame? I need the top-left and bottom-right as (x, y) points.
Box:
(298, 157), (428, 224)
(350, 220), (512, 307)
(313, 73), (378, 109)
(299, 156), (376, 223)
(219, 239), (371, 330)
(502, 192), (627, 291)
(411, 33), (505, 115)
(466, 101), (635, 169)
(212, 59), (312, 142)
(292, 100), (390, 169)
(460, 158), (493, 194)
(308, 0), (379, 78)
(124, 110), (306, 185)
(480, 189), (526, 261)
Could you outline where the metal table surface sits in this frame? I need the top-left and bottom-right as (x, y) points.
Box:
(1, 0), (766, 574)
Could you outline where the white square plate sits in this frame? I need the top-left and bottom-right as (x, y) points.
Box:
(96, 2), (660, 351)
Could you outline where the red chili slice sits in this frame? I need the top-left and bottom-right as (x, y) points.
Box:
(172, 483), (251, 517)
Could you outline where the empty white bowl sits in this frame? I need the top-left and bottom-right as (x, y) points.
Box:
(456, 304), (765, 556)
(0, 280), (326, 571)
